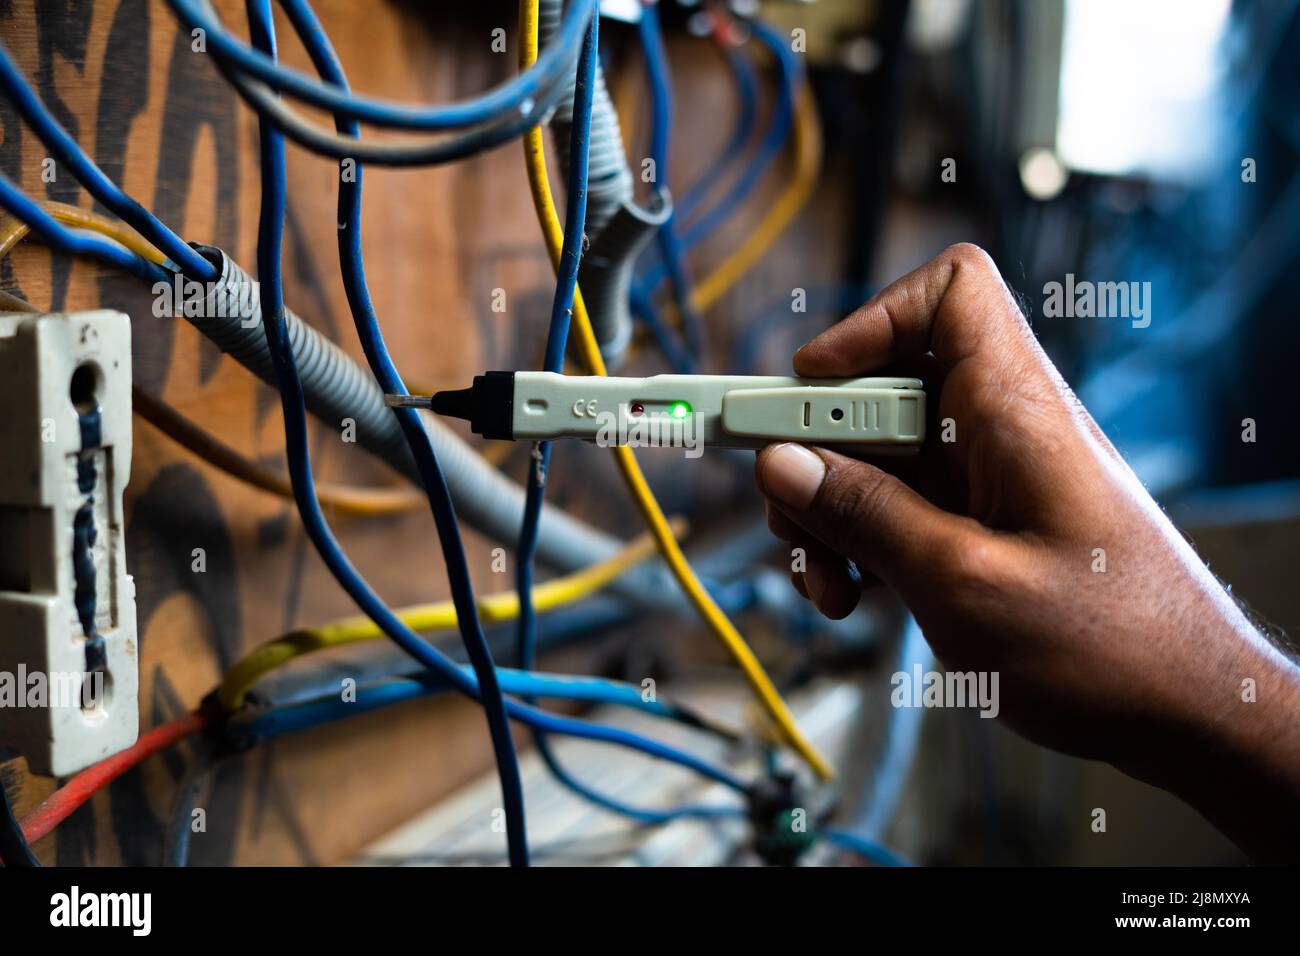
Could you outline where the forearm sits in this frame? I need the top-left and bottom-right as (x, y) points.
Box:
(1123, 621), (1300, 862)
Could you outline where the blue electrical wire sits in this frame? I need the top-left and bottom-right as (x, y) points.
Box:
(244, 667), (725, 735)
(632, 39), (757, 277)
(679, 18), (798, 248)
(165, 0), (594, 132)
(225, 1), (748, 805)
(244, 675), (747, 825)
(675, 43), (759, 225)
(635, 17), (797, 296)
(533, 739), (746, 824)
(513, 5), (595, 811)
(728, 282), (875, 373)
(0, 40), (215, 280)
(515, 8), (599, 672)
(241, 672), (749, 826)
(269, 0), (528, 867)
(509, 11), (751, 826)
(243, 680), (430, 738)
(854, 617), (932, 844)
(637, 3), (704, 362)
(818, 827), (913, 867)
(630, 283), (694, 373)
(0, 173), (173, 286)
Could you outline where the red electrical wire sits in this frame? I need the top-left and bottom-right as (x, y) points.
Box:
(20, 709), (215, 845)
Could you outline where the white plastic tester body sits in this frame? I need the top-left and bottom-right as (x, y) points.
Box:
(510, 372), (926, 448)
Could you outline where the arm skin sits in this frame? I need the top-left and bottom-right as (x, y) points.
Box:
(754, 243), (1300, 861)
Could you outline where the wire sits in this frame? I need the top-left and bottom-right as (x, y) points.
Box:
(0, 172), (172, 285)
(515, 4), (599, 677)
(854, 618), (932, 842)
(20, 668), (748, 854)
(216, 54), (573, 167)
(0, 199), (167, 264)
(676, 18), (797, 251)
(637, 2), (705, 360)
(237, 670), (734, 741)
(624, 20), (757, 279)
(160, 738), (220, 867)
(268, 0), (528, 867)
(634, 16), (820, 322)
(634, 17), (794, 301)
(532, 736), (745, 825)
(0, 776), (40, 866)
(519, 0), (833, 782)
(0, 200), (424, 516)
(217, 520), (681, 711)
(644, 70), (821, 332)
(515, 5), (731, 825)
(20, 710), (214, 846)
(818, 827), (913, 867)
(675, 36), (759, 224)
(20, 671), (747, 855)
(519, 0), (715, 823)
(511, 5), (616, 826)
(686, 80), (822, 314)
(133, 387), (423, 517)
(0, 39), (213, 278)
(164, 0), (595, 131)
(0, 124), (746, 806)
(630, 282), (695, 373)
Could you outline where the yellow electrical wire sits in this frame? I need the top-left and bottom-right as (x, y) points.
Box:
(217, 518), (685, 711)
(0, 200), (169, 264)
(518, 0), (833, 780)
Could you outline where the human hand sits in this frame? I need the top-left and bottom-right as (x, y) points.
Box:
(754, 244), (1300, 858)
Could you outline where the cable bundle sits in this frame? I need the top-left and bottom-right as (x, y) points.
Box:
(0, 0), (908, 869)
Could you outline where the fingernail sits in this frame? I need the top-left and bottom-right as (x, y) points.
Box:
(803, 561), (826, 606)
(762, 443), (825, 509)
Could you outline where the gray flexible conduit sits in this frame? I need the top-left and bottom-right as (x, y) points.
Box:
(187, 246), (673, 602)
(539, 0), (663, 368)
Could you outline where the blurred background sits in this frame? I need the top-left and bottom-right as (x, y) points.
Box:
(587, 0), (1300, 865)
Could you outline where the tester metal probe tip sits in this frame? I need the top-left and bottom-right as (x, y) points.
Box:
(384, 394), (433, 409)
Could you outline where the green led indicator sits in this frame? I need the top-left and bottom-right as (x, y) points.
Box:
(669, 401), (691, 420)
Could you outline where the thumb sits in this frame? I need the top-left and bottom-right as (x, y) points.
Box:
(755, 443), (975, 586)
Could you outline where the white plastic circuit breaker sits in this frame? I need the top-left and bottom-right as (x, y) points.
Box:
(0, 310), (138, 776)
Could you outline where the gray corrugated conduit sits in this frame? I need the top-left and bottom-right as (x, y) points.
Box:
(539, 0), (663, 368)
(188, 245), (673, 603)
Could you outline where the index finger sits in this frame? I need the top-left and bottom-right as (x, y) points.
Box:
(792, 243), (1039, 378)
